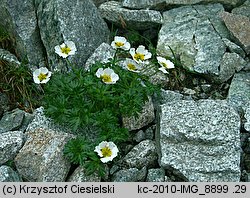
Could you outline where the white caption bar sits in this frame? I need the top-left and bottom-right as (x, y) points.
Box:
(0, 182), (249, 198)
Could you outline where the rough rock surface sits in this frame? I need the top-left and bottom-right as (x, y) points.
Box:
(67, 166), (101, 182)
(164, 0), (243, 9)
(227, 72), (250, 113)
(0, 165), (22, 182)
(99, 1), (163, 30)
(0, 131), (24, 164)
(123, 97), (155, 131)
(221, 11), (250, 55)
(15, 128), (73, 181)
(245, 107), (250, 132)
(34, 0), (109, 71)
(156, 100), (241, 181)
(146, 168), (165, 182)
(112, 167), (147, 182)
(0, 48), (20, 66)
(0, 109), (24, 134)
(122, 0), (166, 9)
(0, 0), (46, 67)
(157, 4), (245, 83)
(232, 0), (250, 18)
(123, 140), (158, 169)
(85, 43), (115, 70)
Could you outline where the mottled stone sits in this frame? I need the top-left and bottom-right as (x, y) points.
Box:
(123, 140), (158, 169)
(146, 168), (165, 182)
(232, 0), (250, 19)
(0, 109), (24, 133)
(67, 166), (101, 182)
(99, 1), (163, 30)
(157, 4), (243, 83)
(26, 106), (71, 133)
(216, 52), (246, 82)
(0, 48), (20, 66)
(160, 89), (184, 104)
(244, 107), (250, 132)
(123, 97), (155, 131)
(222, 38), (246, 58)
(0, 165), (22, 182)
(133, 130), (146, 142)
(122, 0), (166, 9)
(35, 0), (109, 71)
(227, 72), (250, 113)
(85, 43), (115, 71)
(0, 0), (46, 67)
(145, 125), (155, 140)
(156, 100), (241, 181)
(0, 131), (24, 164)
(15, 128), (73, 181)
(112, 167), (147, 182)
(221, 11), (250, 54)
(164, 0), (243, 9)
(0, 93), (9, 112)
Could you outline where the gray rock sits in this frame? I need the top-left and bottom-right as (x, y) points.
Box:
(133, 130), (146, 142)
(164, 0), (244, 9)
(67, 166), (101, 182)
(0, 109), (24, 134)
(244, 107), (250, 132)
(123, 97), (155, 131)
(232, 0), (250, 19)
(92, 0), (110, 7)
(35, 0), (109, 71)
(157, 4), (243, 83)
(160, 89), (184, 104)
(227, 72), (250, 113)
(222, 38), (246, 58)
(0, 93), (9, 112)
(18, 111), (34, 133)
(99, 1), (163, 30)
(221, 11), (250, 54)
(15, 128), (73, 181)
(0, 0), (46, 67)
(145, 125), (155, 140)
(0, 131), (24, 164)
(112, 167), (147, 182)
(85, 43), (115, 71)
(0, 165), (22, 182)
(156, 100), (241, 181)
(123, 140), (158, 169)
(122, 0), (166, 9)
(216, 52), (246, 82)
(146, 168), (165, 182)
(26, 106), (71, 133)
(0, 48), (20, 66)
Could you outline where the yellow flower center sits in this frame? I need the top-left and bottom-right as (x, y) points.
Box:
(38, 73), (47, 82)
(101, 74), (112, 83)
(161, 62), (168, 68)
(61, 46), (71, 54)
(101, 146), (112, 157)
(127, 63), (137, 71)
(134, 53), (145, 61)
(115, 42), (124, 47)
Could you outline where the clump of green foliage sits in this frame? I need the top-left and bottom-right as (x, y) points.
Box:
(42, 47), (160, 176)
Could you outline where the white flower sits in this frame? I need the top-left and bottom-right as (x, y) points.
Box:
(33, 67), (52, 84)
(96, 68), (119, 84)
(111, 36), (131, 50)
(120, 58), (142, 73)
(157, 56), (175, 74)
(94, 141), (119, 163)
(54, 41), (77, 58)
(129, 45), (152, 63)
